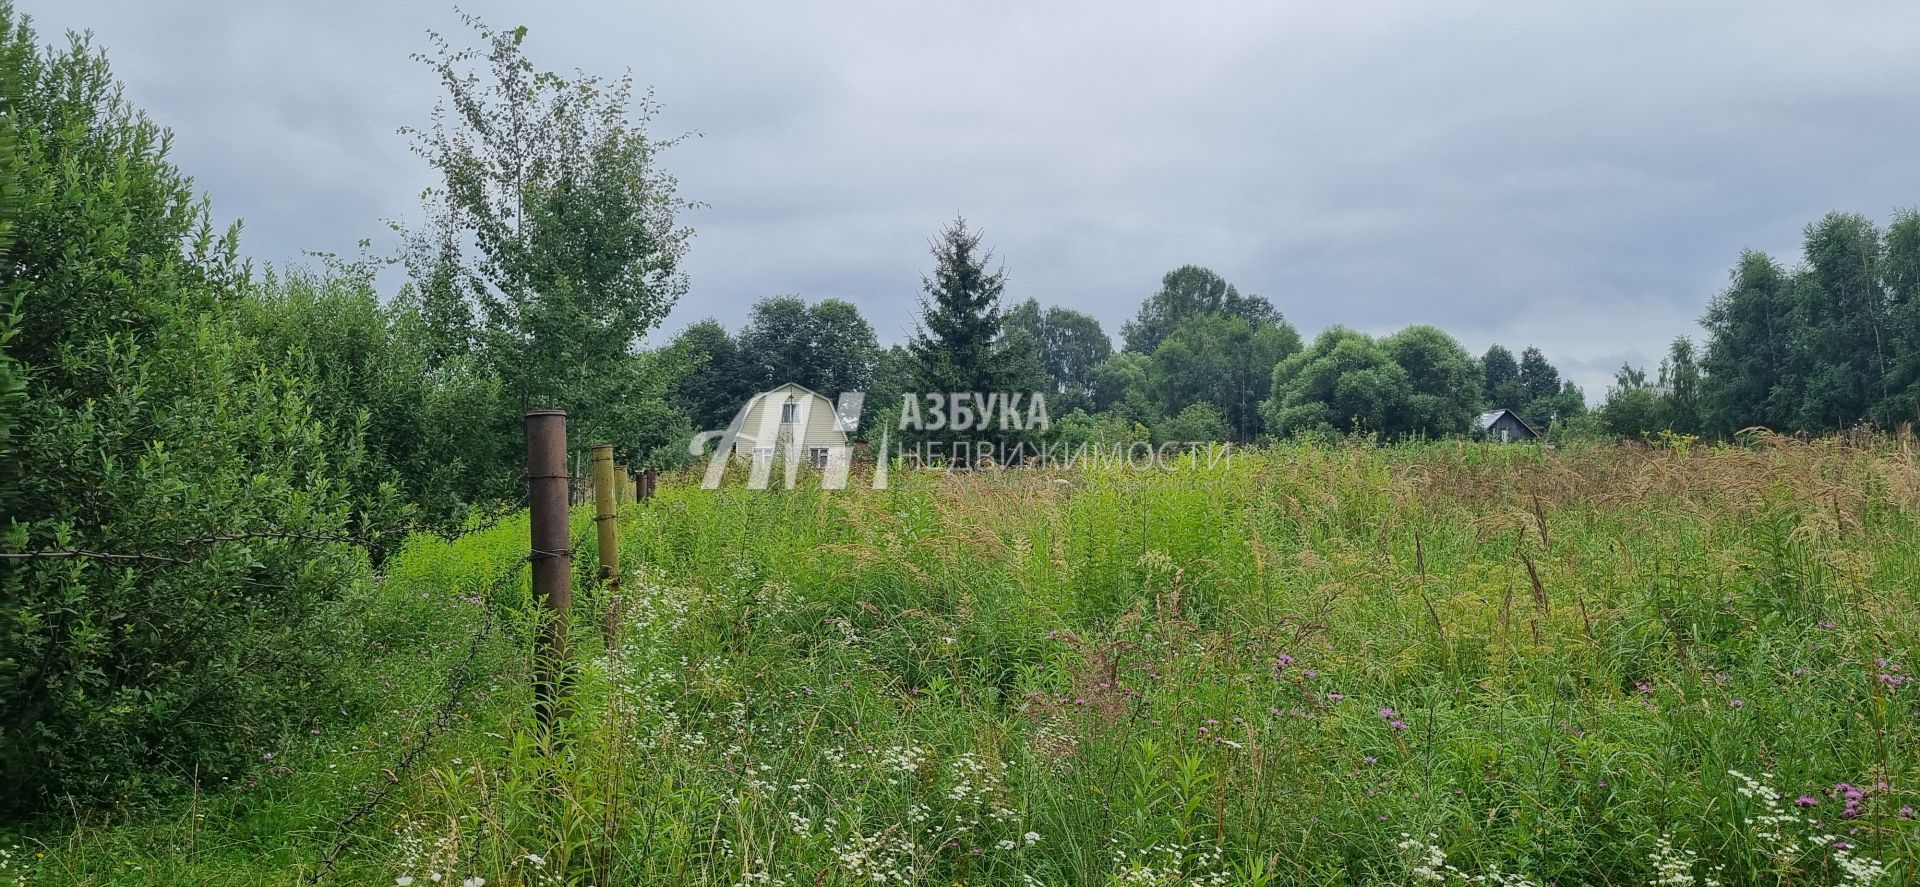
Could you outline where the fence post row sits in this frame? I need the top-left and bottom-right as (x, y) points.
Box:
(591, 444), (623, 646)
(525, 410), (572, 736)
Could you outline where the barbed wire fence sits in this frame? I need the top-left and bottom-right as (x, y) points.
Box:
(298, 505), (602, 885)
(295, 429), (632, 885)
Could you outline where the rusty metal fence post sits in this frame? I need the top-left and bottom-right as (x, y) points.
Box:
(526, 410), (572, 736)
(591, 444), (622, 646)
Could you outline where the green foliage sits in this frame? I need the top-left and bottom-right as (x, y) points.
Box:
(1883, 210), (1920, 418)
(1518, 345), (1561, 404)
(1605, 338), (1706, 440)
(1382, 324), (1480, 437)
(398, 12), (691, 452)
(735, 295), (880, 397)
(237, 267), (516, 520)
(909, 217), (1026, 401)
(860, 344), (917, 442)
(1598, 380), (1667, 438)
(1261, 327), (1405, 438)
(1090, 350), (1151, 414)
(1003, 298), (1112, 414)
(1659, 337), (1704, 434)
(1146, 313), (1300, 441)
(1699, 209), (1920, 435)
(1153, 401), (1230, 443)
(666, 318), (749, 431)
(1795, 213), (1887, 429)
(1481, 344), (1526, 409)
(1702, 250), (1799, 434)
(1121, 265), (1277, 353)
(0, 7), (372, 810)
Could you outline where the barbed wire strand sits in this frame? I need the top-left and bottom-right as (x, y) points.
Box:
(301, 555), (520, 885)
(0, 493), (531, 565)
(304, 506), (602, 885)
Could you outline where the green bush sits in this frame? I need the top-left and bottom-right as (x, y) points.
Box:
(236, 267), (516, 524)
(0, 6), (370, 812)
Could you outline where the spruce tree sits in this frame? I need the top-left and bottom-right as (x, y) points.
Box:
(909, 217), (1015, 397)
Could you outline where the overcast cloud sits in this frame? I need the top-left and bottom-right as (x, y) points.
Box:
(21, 0), (1920, 397)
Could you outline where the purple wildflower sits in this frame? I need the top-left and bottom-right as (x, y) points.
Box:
(1796, 795), (1819, 808)
(1833, 783), (1866, 819)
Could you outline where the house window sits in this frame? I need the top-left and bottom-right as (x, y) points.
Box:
(781, 400), (798, 424)
(808, 447), (831, 468)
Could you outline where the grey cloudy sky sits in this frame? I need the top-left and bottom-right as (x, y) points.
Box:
(22, 0), (1920, 397)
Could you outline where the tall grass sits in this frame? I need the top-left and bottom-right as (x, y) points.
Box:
(13, 436), (1920, 885)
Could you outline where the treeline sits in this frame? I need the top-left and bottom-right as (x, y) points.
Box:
(1599, 210), (1920, 437)
(671, 225), (1590, 445)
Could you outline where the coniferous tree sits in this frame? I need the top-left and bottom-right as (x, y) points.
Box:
(1516, 346), (1584, 429)
(1518, 347), (1561, 403)
(909, 217), (1016, 398)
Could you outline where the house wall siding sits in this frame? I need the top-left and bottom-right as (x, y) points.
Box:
(730, 384), (850, 456)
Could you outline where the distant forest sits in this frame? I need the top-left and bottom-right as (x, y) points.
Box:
(669, 209), (1920, 447)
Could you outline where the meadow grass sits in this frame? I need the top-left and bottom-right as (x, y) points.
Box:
(9, 435), (1920, 885)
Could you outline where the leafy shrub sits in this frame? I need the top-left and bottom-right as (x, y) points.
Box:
(0, 6), (370, 812)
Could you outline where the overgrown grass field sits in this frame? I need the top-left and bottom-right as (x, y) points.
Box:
(13, 436), (1920, 886)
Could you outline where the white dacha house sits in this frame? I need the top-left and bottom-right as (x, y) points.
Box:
(730, 382), (852, 468)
